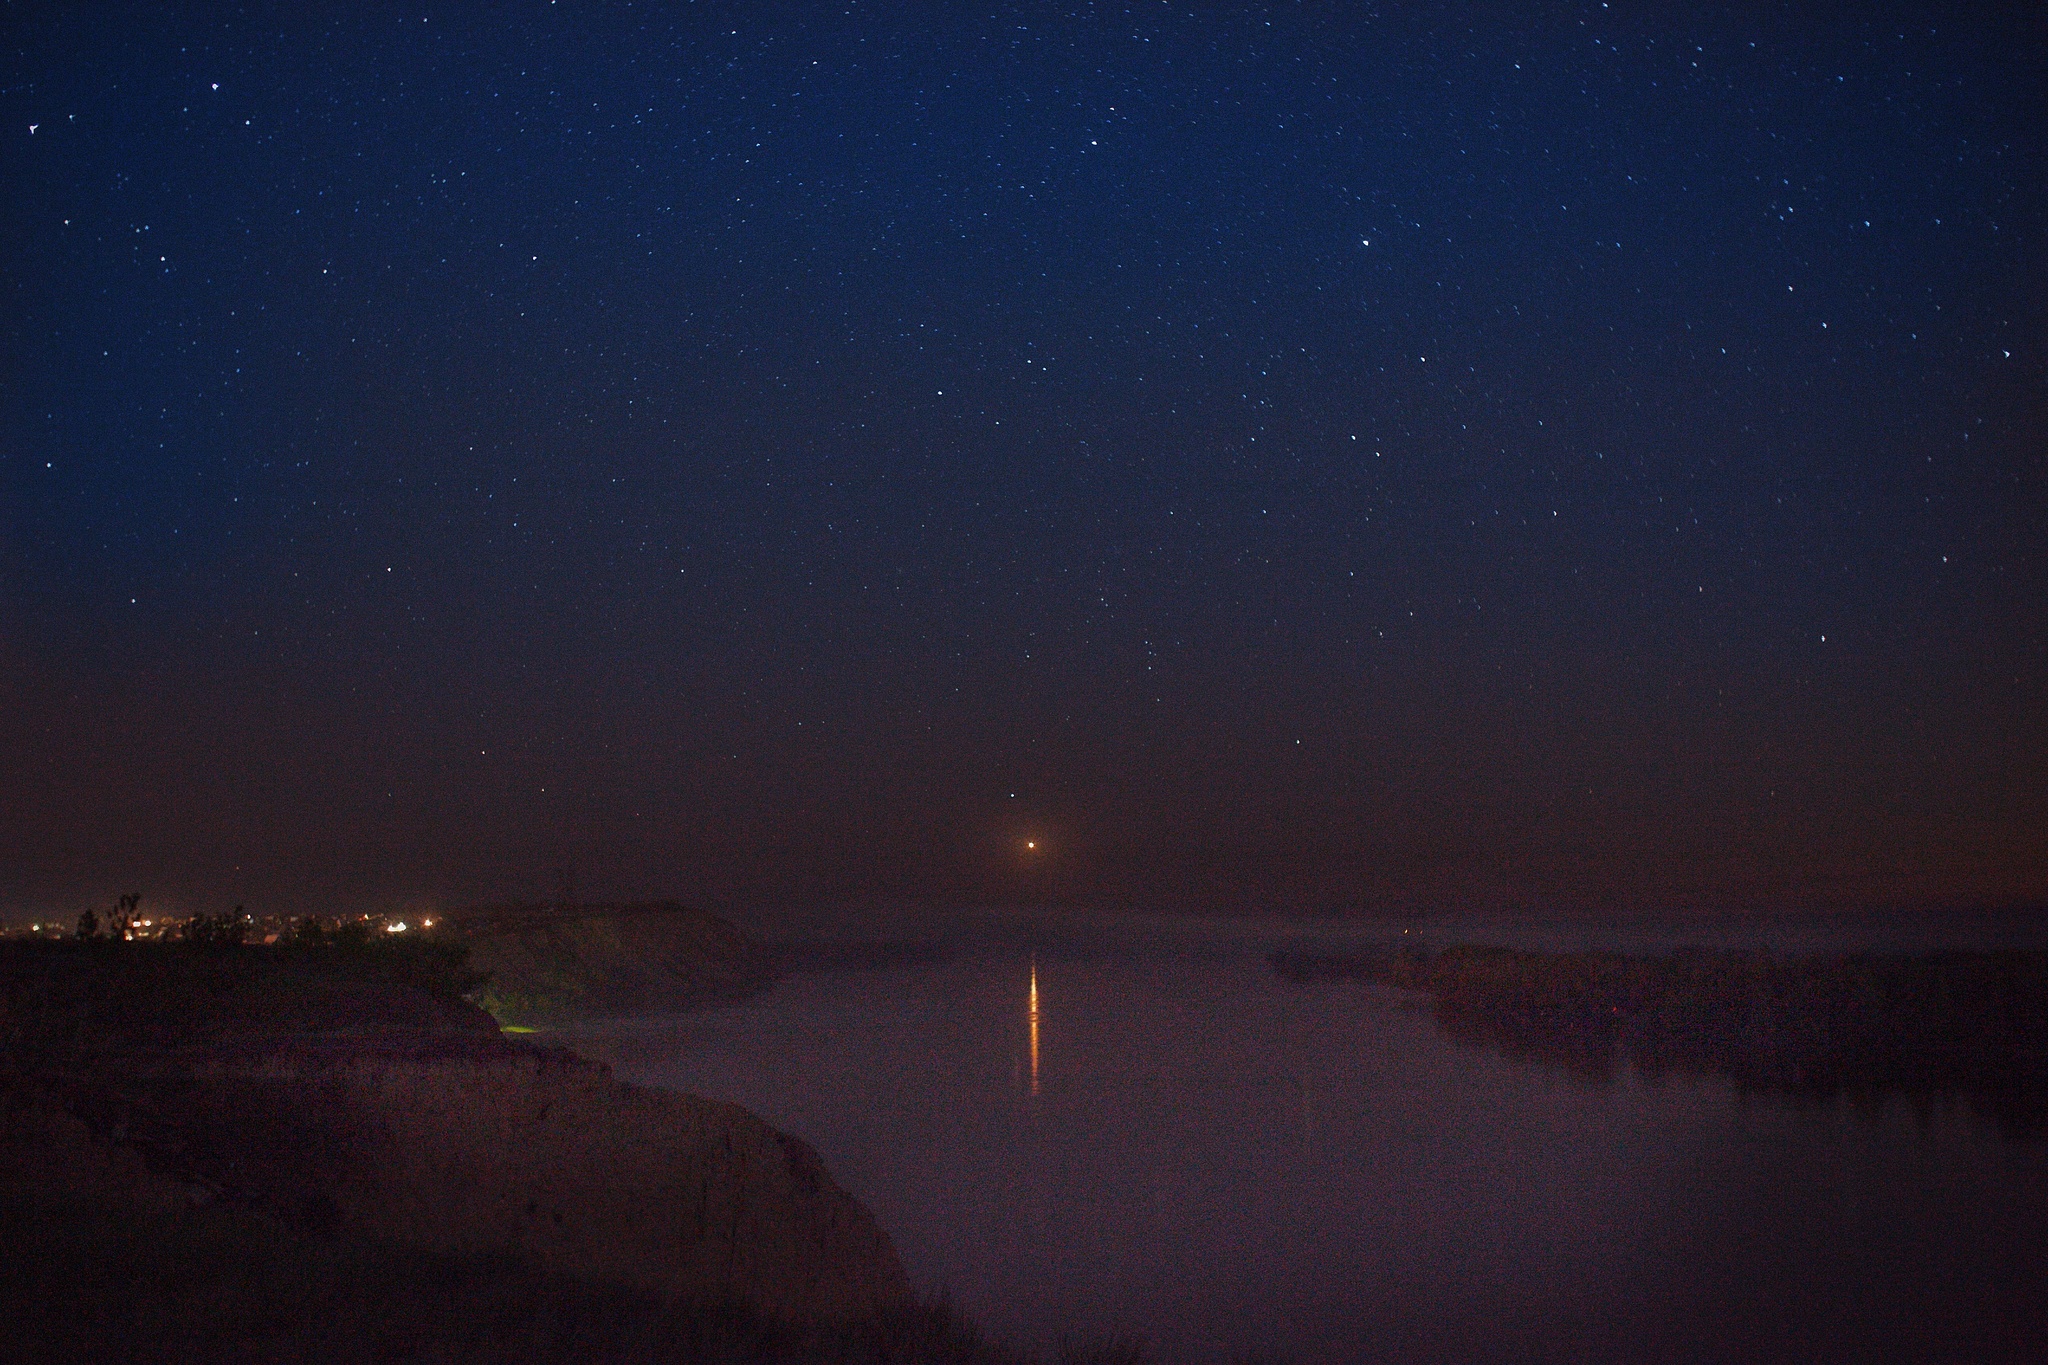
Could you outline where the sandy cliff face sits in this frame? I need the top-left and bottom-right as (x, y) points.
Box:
(3, 947), (908, 1323)
(143, 1042), (911, 1318)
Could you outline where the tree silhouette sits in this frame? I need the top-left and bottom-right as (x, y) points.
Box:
(108, 893), (141, 940)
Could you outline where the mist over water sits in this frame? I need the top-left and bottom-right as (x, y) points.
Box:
(560, 918), (2048, 1363)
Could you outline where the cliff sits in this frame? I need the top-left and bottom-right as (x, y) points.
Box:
(1, 941), (908, 1331)
(77, 1041), (908, 1319)
(450, 900), (780, 1023)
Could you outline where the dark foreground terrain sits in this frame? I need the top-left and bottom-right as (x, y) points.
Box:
(1273, 942), (2048, 1135)
(0, 933), (1147, 1363)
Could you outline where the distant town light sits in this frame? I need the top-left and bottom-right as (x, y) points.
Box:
(387, 921), (408, 933)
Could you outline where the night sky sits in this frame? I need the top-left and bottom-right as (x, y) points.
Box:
(4, 3), (2043, 918)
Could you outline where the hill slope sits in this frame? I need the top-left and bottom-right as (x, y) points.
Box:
(451, 900), (780, 1023)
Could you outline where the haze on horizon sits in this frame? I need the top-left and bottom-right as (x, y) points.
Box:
(3, 4), (2042, 921)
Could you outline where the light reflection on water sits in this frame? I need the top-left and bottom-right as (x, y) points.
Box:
(559, 949), (2048, 1364)
(1029, 955), (1040, 1099)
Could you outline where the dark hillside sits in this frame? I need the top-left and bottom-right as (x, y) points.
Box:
(449, 901), (779, 1024)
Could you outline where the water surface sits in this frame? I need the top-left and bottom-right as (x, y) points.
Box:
(560, 947), (2048, 1363)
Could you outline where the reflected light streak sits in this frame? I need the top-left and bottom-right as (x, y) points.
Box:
(1028, 956), (1040, 1098)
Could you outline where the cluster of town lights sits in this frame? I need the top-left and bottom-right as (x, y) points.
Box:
(17, 912), (436, 939)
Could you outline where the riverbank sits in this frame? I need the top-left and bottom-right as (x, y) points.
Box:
(1272, 942), (2048, 1135)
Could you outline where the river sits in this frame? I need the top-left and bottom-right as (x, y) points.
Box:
(556, 924), (2048, 1363)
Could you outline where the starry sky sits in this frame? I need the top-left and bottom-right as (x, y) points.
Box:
(3, 2), (2043, 918)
